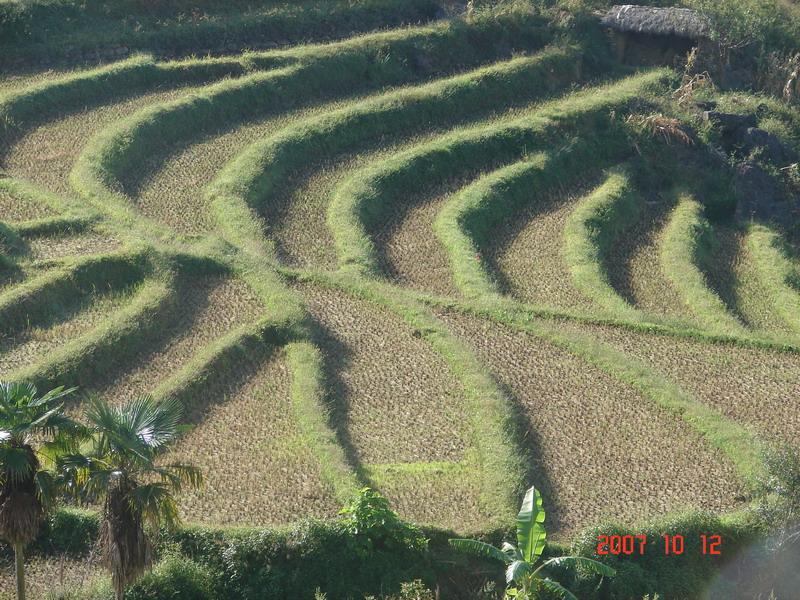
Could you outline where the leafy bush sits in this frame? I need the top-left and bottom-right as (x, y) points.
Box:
(570, 510), (761, 598)
(31, 508), (100, 557)
(169, 501), (434, 600)
(45, 555), (213, 600)
(684, 0), (798, 54)
(755, 443), (800, 547)
(125, 555), (214, 600)
(365, 580), (435, 600)
(339, 488), (428, 557)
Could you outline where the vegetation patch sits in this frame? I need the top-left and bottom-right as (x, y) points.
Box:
(746, 224), (800, 335)
(563, 166), (646, 321)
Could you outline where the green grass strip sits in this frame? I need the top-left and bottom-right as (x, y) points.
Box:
(329, 69), (669, 277)
(747, 223), (800, 334)
(11, 215), (95, 238)
(661, 193), (747, 336)
(1, 0), (440, 67)
(488, 311), (764, 486)
(0, 220), (24, 256)
(6, 11), (539, 136)
(11, 275), (175, 391)
(286, 341), (362, 504)
(0, 176), (99, 233)
(0, 247), (149, 335)
(563, 166), (646, 322)
(435, 155), (549, 301)
(0, 53), (273, 132)
(209, 45), (581, 249)
(74, 16), (553, 244)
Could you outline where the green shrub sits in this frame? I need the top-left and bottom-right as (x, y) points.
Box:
(570, 510), (762, 598)
(371, 580), (435, 600)
(169, 515), (434, 600)
(31, 508), (101, 557)
(684, 0), (798, 55)
(125, 555), (214, 600)
(45, 555), (214, 600)
(339, 488), (428, 557)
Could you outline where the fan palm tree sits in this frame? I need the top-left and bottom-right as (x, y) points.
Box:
(450, 486), (615, 599)
(0, 381), (78, 600)
(62, 395), (202, 600)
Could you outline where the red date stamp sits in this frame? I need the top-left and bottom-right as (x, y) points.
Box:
(596, 534), (723, 556)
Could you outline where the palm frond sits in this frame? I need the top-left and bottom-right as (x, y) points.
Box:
(156, 464), (203, 491)
(130, 483), (180, 530)
(85, 396), (153, 463)
(32, 386), (78, 406)
(449, 539), (512, 564)
(0, 446), (36, 484)
(122, 395), (183, 450)
(33, 470), (59, 510)
(543, 556), (616, 577)
(538, 578), (579, 600)
(0, 382), (36, 407)
(506, 560), (531, 585)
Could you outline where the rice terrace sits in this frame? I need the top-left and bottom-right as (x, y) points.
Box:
(0, 0), (799, 598)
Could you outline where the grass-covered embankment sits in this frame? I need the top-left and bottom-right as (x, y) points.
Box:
(660, 193), (748, 336)
(0, 0), (442, 67)
(330, 69), (667, 281)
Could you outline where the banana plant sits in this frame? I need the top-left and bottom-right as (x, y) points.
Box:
(449, 486), (614, 599)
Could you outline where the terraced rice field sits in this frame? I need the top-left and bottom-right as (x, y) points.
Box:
(576, 322), (800, 446)
(1, 86), (213, 197)
(604, 196), (695, 322)
(294, 281), (468, 465)
(23, 230), (121, 262)
(703, 223), (796, 336)
(0, 285), (137, 377)
(434, 308), (744, 536)
(2, 4), (800, 596)
(0, 189), (56, 222)
(86, 275), (264, 404)
(489, 175), (605, 312)
(167, 345), (340, 525)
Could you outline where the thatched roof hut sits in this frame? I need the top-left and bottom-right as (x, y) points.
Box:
(601, 5), (710, 41)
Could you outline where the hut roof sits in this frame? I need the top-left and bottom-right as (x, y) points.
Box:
(601, 5), (710, 40)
